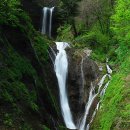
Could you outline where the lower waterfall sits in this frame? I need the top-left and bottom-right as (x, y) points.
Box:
(78, 56), (112, 130)
(52, 43), (112, 130)
(82, 63), (112, 130)
(54, 42), (76, 129)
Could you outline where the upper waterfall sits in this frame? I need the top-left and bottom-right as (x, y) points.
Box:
(54, 42), (77, 129)
(42, 7), (54, 38)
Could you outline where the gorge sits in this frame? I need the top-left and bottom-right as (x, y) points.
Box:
(0, 0), (130, 130)
(42, 7), (113, 130)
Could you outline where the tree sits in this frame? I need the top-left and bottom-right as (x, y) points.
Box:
(111, 0), (130, 60)
(58, 0), (81, 36)
(78, 0), (114, 34)
(0, 0), (21, 25)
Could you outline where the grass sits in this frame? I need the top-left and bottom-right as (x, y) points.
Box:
(91, 54), (130, 130)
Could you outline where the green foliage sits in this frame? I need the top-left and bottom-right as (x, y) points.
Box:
(0, 0), (59, 129)
(75, 28), (110, 48)
(57, 24), (74, 42)
(20, 123), (33, 130)
(111, 0), (130, 61)
(0, 37), (42, 129)
(57, 0), (81, 36)
(3, 113), (13, 127)
(40, 125), (50, 130)
(0, 0), (21, 26)
(91, 54), (130, 130)
(59, 0), (81, 18)
(0, 45), (39, 110)
(73, 27), (111, 62)
(33, 34), (49, 62)
(58, 126), (68, 130)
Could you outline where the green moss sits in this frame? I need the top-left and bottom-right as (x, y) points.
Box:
(33, 34), (49, 62)
(0, 36), (43, 128)
(58, 126), (68, 130)
(40, 125), (50, 130)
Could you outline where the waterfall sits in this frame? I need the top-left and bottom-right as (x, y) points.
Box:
(48, 39), (112, 129)
(42, 7), (48, 35)
(106, 64), (112, 74)
(54, 42), (76, 129)
(84, 63), (112, 130)
(42, 7), (54, 38)
(78, 59), (112, 130)
(49, 7), (54, 38)
(79, 83), (98, 130)
(98, 74), (108, 93)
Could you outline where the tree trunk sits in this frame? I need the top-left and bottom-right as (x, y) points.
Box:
(71, 19), (78, 37)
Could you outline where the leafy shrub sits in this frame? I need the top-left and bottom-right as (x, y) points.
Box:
(0, 0), (21, 26)
(33, 34), (49, 62)
(111, 0), (130, 61)
(75, 28), (110, 50)
(56, 24), (74, 42)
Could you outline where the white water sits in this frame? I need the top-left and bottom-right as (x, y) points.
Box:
(54, 42), (76, 129)
(106, 64), (112, 74)
(98, 74), (108, 93)
(100, 81), (110, 96)
(106, 58), (112, 74)
(49, 7), (54, 38)
(42, 7), (48, 34)
(79, 83), (97, 130)
(42, 7), (54, 37)
(84, 64), (112, 130)
(48, 45), (56, 64)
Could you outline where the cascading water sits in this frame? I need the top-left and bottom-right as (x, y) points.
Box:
(98, 74), (108, 93)
(48, 42), (112, 130)
(85, 63), (112, 130)
(106, 64), (112, 74)
(42, 7), (54, 37)
(42, 8), (76, 129)
(49, 7), (54, 38)
(42, 7), (48, 35)
(79, 59), (112, 130)
(54, 42), (76, 129)
(79, 83), (98, 130)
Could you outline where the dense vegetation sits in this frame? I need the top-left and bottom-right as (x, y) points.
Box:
(0, 0), (60, 129)
(0, 0), (130, 130)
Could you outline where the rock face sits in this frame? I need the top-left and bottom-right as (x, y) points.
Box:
(67, 49), (99, 123)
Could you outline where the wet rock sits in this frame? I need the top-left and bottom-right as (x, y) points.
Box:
(67, 48), (99, 123)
